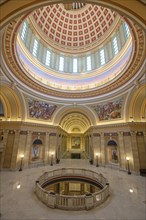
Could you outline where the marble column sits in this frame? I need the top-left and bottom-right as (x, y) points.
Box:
(10, 130), (20, 170)
(90, 185), (95, 193)
(131, 131), (140, 173)
(54, 183), (60, 194)
(44, 132), (49, 164)
(118, 132), (126, 170)
(24, 131), (32, 168)
(143, 131), (146, 148)
(100, 133), (106, 165)
(81, 183), (84, 194)
(0, 130), (9, 169)
(64, 182), (69, 195)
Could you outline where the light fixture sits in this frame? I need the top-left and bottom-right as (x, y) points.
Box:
(96, 153), (99, 167)
(19, 154), (24, 171)
(50, 153), (54, 166)
(126, 157), (131, 175)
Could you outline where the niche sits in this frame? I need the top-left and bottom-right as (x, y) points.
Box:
(32, 139), (43, 161)
(107, 140), (119, 164)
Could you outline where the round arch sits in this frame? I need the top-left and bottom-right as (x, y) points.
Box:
(127, 84), (146, 121)
(53, 105), (97, 128)
(0, 84), (23, 120)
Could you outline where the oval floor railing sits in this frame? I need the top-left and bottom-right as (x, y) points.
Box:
(35, 168), (110, 210)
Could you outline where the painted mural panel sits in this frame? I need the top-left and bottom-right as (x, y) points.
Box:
(91, 99), (123, 121)
(71, 137), (81, 149)
(28, 99), (57, 120)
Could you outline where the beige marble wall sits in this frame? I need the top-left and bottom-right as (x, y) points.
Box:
(0, 122), (146, 173)
(137, 133), (146, 169)
(3, 132), (14, 168)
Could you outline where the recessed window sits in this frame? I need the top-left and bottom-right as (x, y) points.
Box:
(124, 22), (130, 38)
(32, 39), (38, 57)
(59, 57), (64, 71)
(87, 56), (92, 71)
(100, 49), (105, 65)
(113, 37), (119, 55)
(45, 50), (51, 66)
(21, 22), (28, 41)
(73, 58), (78, 73)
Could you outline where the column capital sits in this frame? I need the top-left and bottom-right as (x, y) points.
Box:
(143, 131), (146, 136)
(27, 130), (32, 135)
(130, 131), (136, 136)
(118, 131), (123, 136)
(14, 130), (20, 134)
(100, 132), (104, 137)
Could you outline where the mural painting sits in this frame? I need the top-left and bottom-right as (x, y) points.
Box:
(72, 137), (81, 149)
(91, 99), (123, 120)
(28, 99), (57, 120)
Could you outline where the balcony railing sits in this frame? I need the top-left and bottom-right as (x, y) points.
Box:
(35, 168), (109, 210)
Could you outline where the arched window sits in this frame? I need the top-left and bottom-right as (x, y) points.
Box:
(112, 37), (119, 55)
(73, 58), (78, 73)
(87, 56), (92, 71)
(59, 56), (64, 71)
(123, 22), (130, 38)
(21, 22), (28, 41)
(32, 39), (39, 57)
(45, 50), (51, 66)
(100, 49), (105, 65)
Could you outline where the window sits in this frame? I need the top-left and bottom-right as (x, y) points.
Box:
(73, 58), (77, 73)
(32, 39), (38, 57)
(59, 57), (64, 71)
(45, 50), (51, 66)
(124, 22), (130, 38)
(100, 49), (105, 65)
(21, 22), (28, 41)
(113, 37), (119, 55)
(87, 56), (92, 71)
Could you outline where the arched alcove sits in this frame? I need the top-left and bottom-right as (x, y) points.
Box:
(53, 105), (97, 129)
(107, 140), (119, 164)
(0, 85), (23, 120)
(31, 139), (43, 161)
(128, 85), (146, 122)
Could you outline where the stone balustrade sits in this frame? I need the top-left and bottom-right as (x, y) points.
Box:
(35, 168), (109, 210)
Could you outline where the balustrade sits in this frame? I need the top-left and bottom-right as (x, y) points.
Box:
(35, 168), (109, 210)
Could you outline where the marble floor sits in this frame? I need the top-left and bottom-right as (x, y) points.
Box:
(0, 159), (146, 220)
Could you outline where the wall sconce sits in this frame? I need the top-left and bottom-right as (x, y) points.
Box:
(50, 153), (54, 166)
(96, 153), (99, 167)
(19, 154), (24, 171)
(126, 157), (131, 175)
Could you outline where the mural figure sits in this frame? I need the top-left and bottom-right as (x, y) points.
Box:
(28, 99), (57, 120)
(32, 145), (39, 159)
(112, 149), (118, 161)
(91, 99), (123, 121)
(72, 137), (80, 149)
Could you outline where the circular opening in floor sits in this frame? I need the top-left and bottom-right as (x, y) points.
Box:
(35, 168), (110, 210)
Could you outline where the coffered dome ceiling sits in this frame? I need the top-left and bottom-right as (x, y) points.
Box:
(1, 2), (145, 100)
(31, 4), (117, 52)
